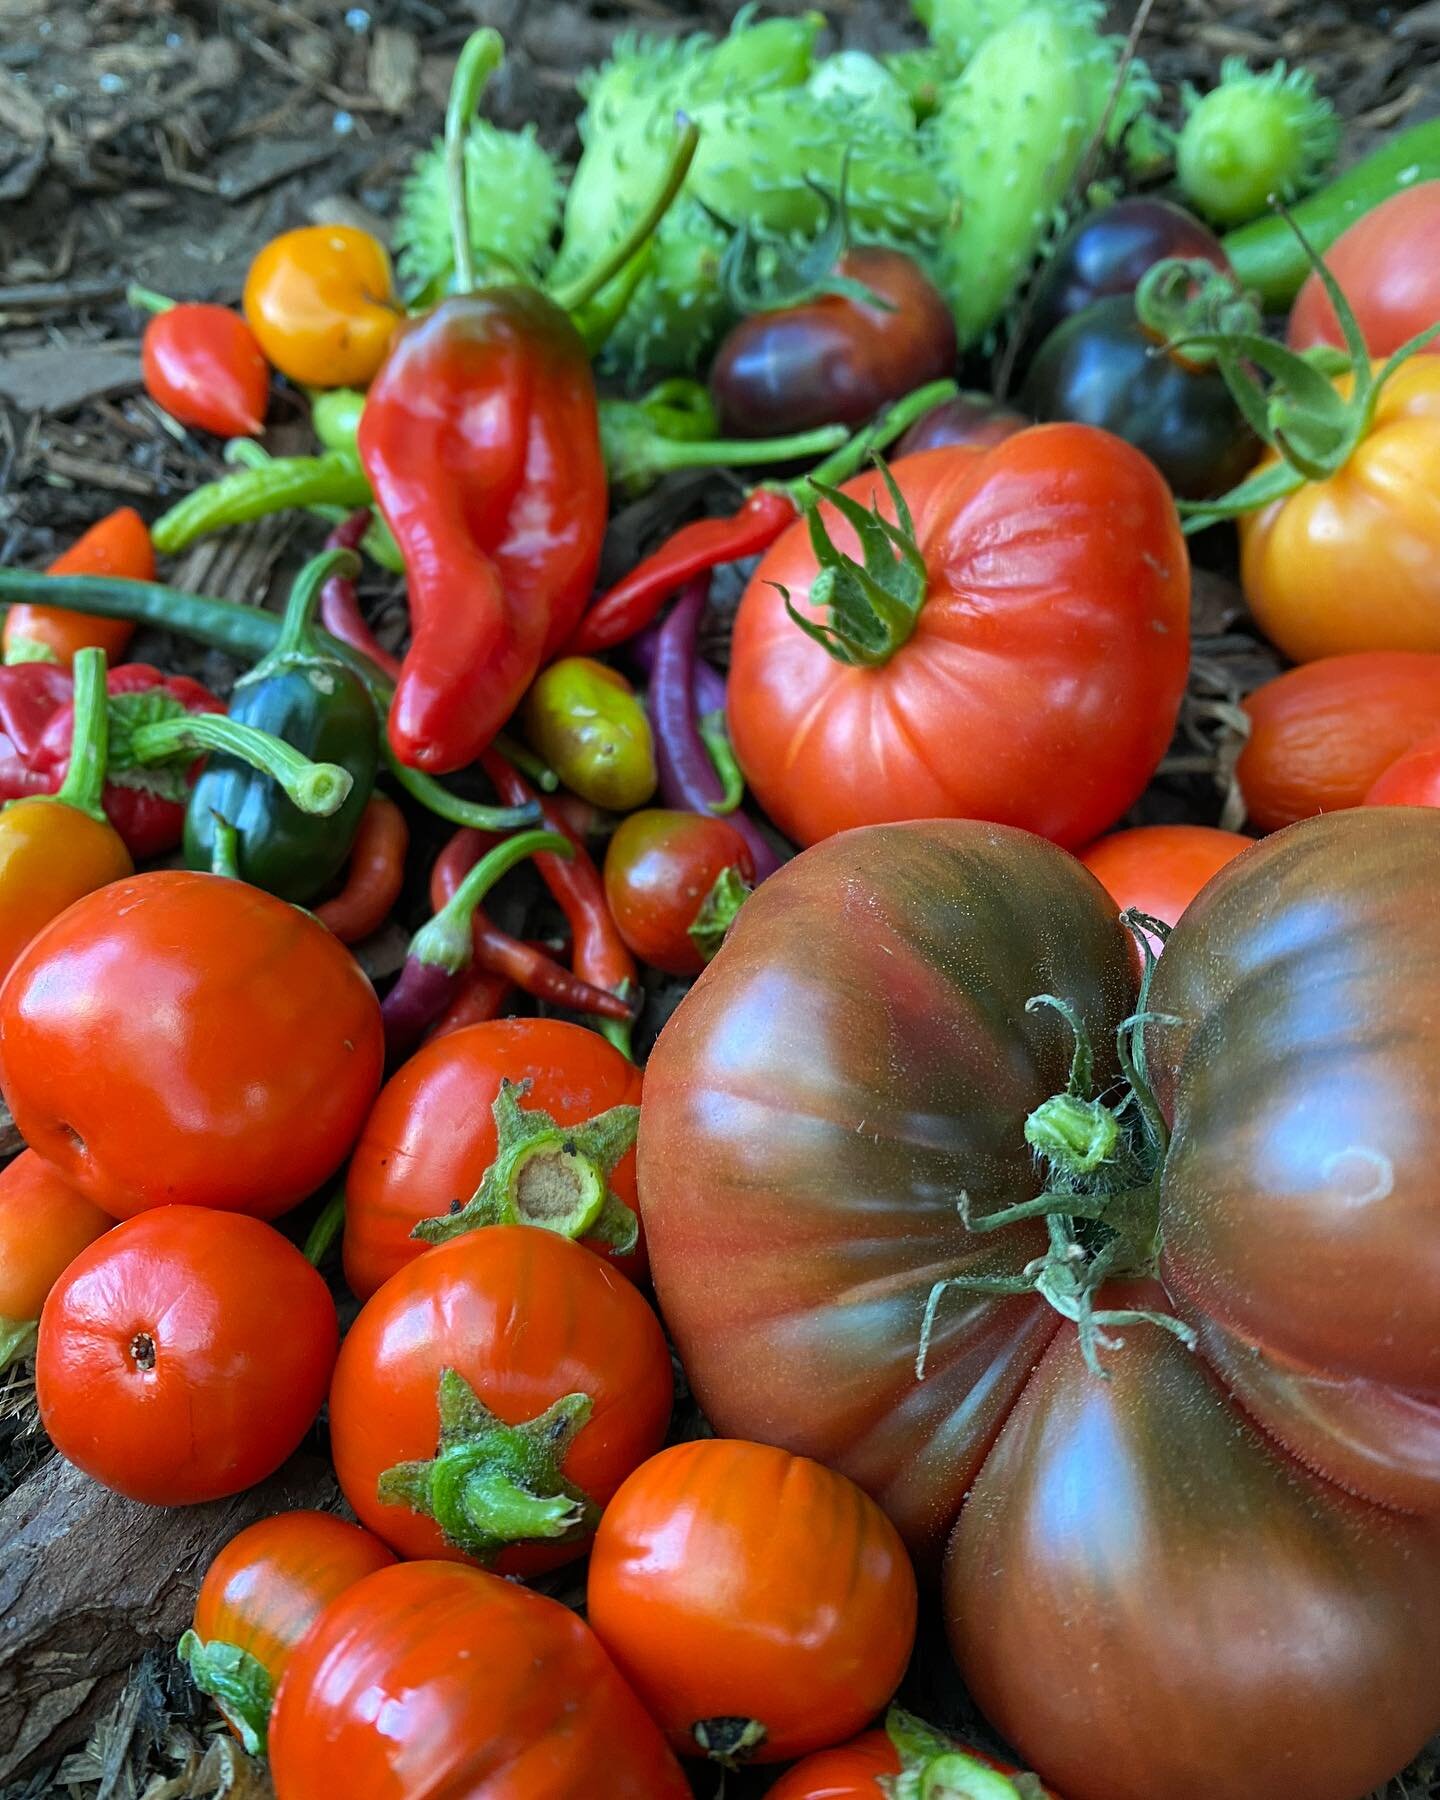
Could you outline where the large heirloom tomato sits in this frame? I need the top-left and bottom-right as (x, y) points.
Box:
(727, 429), (1189, 849)
(639, 812), (1440, 1800)
(268, 1560), (691, 1799)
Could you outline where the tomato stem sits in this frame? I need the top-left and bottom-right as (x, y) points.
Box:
(177, 1632), (273, 1756)
(687, 865), (751, 965)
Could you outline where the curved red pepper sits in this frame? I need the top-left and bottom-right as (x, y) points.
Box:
(357, 287), (605, 774)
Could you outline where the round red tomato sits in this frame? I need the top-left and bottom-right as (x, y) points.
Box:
(1288, 182), (1440, 359)
(37, 1207), (338, 1504)
(1364, 728), (1440, 807)
(343, 1017), (644, 1300)
(1079, 824), (1251, 956)
(181, 1510), (395, 1753)
(603, 809), (755, 977)
(0, 1150), (110, 1369)
(268, 1560), (691, 1800)
(587, 1438), (917, 1764)
(638, 814), (1440, 1800)
(769, 1719), (1055, 1800)
(727, 430), (1189, 849)
(0, 871), (383, 1220)
(329, 1224), (672, 1574)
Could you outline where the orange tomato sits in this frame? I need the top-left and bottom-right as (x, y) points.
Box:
(1239, 360), (1440, 660)
(0, 1150), (110, 1368)
(1237, 652), (1440, 830)
(1365, 729), (1440, 807)
(587, 1438), (918, 1764)
(0, 796), (132, 989)
(243, 226), (399, 388)
(2, 507), (150, 666)
(1079, 824), (1251, 956)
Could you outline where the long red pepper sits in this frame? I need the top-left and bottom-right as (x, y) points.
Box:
(315, 794), (409, 944)
(425, 966), (512, 1041)
(320, 512), (401, 680)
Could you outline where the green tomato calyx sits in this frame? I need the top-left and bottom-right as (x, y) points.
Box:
(177, 1632), (273, 1756)
(688, 864), (752, 964)
(880, 1707), (1044, 1800)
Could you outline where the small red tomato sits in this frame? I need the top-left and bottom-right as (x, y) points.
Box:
(587, 1438), (918, 1765)
(896, 391), (1028, 456)
(328, 1225), (672, 1575)
(268, 1561), (692, 1800)
(769, 1721), (1057, 1800)
(604, 808), (756, 976)
(140, 304), (270, 439)
(343, 1017), (645, 1301)
(1364, 729), (1440, 807)
(1079, 824), (1251, 957)
(1288, 183), (1440, 360)
(181, 1510), (395, 1753)
(0, 1150), (110, 1369)
(36, 1207), (338, 1505)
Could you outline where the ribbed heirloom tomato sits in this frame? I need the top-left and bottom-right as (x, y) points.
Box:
(727, 428), (1189, 849)
(638, 811), (1440, 1800)
(267, 1561), (691, 1799)
(0, 871), (384, 1219)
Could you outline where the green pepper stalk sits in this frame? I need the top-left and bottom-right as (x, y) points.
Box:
(50, 646), (111, 822)
(600, 383), (849, 499)
(183, 549), (380, 903)
(129, 710), (352, 817)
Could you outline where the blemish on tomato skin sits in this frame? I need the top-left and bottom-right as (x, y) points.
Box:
(1320, 1145), (1395, 1206)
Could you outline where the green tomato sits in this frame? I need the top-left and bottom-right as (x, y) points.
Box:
(522, 657), (657, 812)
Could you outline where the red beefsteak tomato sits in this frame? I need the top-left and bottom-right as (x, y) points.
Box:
(726, 429), (1189, 849)
(638, 811), (1440, 1800)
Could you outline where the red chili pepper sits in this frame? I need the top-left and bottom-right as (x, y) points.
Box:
(315, 794), (409, 944)
(131, 287), (270, 440)
(424, 965), (513, 1042)
(3, 508), (152, 668)
(320, 512), (402, 681)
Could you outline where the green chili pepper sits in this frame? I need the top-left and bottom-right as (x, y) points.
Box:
(224, 440), (403, 573)
(1224, 120), (1440, 307)
(183, 549), (379, 903)
(151, 451), (372, 555)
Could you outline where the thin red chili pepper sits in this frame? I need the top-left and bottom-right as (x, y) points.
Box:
(320, 512), (402, 681)
(425, 965), (513, 1042)
(315, 793), (409, 943)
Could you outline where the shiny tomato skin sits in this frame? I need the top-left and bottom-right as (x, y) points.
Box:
(36, 1207), (338, 1504)
(1288, 183), (1440, 359)
(587, 1438), (917, 1764)
(1079, 824), (1251, 955)
(1239, 359), (1440, 660)
(343, 1017), (644, 1300)
(1364, 728), (1440, 806)
(765, 1731), (901, 1799)
(710, 248), (958, 437)
(1237, 651), (1440, 830)
(0, 872), (383, 1220)
(0, 1150), (110, 1343)
(328, 1225), (672, 1573)
(946, 1291), (1440, 1800)
(603, 809), (756, 976)
(268, 1559), (692, 1800)
(895, 392), (1028, 456)
(728, 430), (1189, 849)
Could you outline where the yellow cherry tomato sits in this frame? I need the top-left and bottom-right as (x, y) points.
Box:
(244, 227), (400, 389)
(522, 658), (657, 812)
(1240, 358), (1440, 661)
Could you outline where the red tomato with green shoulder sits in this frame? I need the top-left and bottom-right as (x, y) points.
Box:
(343, 1016), (645, 1300)
(603, 808), (756, 976)
(1288, 183), (1440, 360)
(0, 1150), (110, 1371)
(586, 1438), (917, 1765)
(36, 1207), (338, 1504)
(267, 1560), (691, 1800)
(180, 1510), (395, 1754)
(727, 431), (1189, 849)
(328, 1224), (672, 1575)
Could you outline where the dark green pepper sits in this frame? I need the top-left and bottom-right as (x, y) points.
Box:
(184, 549), (379, 903)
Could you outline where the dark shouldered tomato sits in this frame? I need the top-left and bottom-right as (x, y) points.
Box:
(267, 1560), (691, 1800)
(638, 812), (1440, 1800)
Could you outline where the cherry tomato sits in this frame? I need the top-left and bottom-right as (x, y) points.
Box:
(1236, 652), (1440, 830)
(1079, 824), (1252, 957)
(1023, 298), (1258, 499)
(328, 1225), (672, 1574)
(1364, 729), (1440, 807)
(343, 1016), (645, 1300)
(36, 1207), (338, 1504)
(140, 303), (269, 439)
(603, 808), (756, 976)
(710, 248), (957, 436)
(243, 226), (399, 389)
(521, 656), (656, 811)
(0, 871), (384, 1221)
(268, 1560), (692, 1800)
(0, 1150), (110, 1370)
(1024, 197), (1231, 351)
(1288, 182), (1440, 360)
(587, 1438), (917, 1765)
(1239, 358), (1440, 660)
(896, 391), (1028, 456)
(728, 433), (1189, 849)
(181, 1510), (395, 1753)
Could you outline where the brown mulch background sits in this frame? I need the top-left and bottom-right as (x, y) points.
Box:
(2, 2), (1440, 1796)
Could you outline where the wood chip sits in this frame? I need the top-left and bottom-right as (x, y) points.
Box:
(0, 345), (142, 414)
(0, 67), (48, 142)
(368, 26), (420, 115)
(213, 135), (338, 202)
(42, 448), (157, 497)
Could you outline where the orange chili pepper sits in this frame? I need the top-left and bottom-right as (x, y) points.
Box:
(3, 508), (152, 667)
(315, 793), (409, 944)
(244, 226), (401, 389)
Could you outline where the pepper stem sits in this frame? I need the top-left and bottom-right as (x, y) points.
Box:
(254, 547), (360, 671)
(377, 1368), (597, 1563)
(208, 812), (241, 879)
(409, 828), (571, 975)
(412, 1078), (640, 1254)
(698, 712), (744, 813)
(52, 647), (110, 822)
(176, 1633), (272, 1757)
(384, 751), (542, 831)
(126, 283), (176, 316)
(128, 712), (353, 817)
(444, 29), (505, 295)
